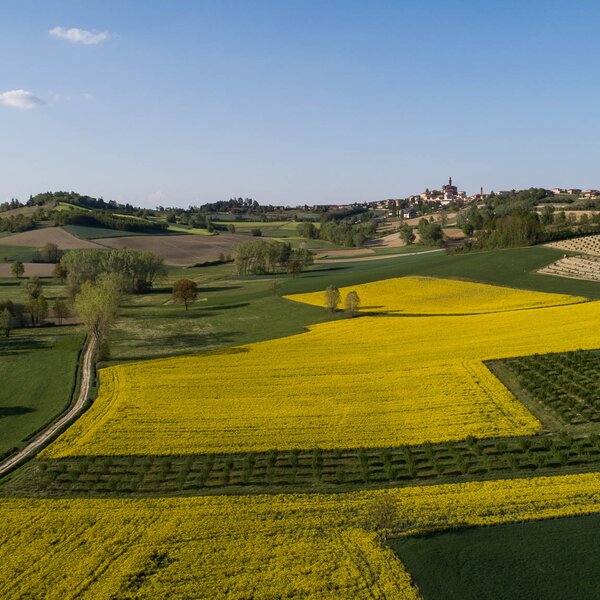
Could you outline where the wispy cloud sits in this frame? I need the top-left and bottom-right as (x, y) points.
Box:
(0, 90), (44, 109)
(49, 26), (109, 45)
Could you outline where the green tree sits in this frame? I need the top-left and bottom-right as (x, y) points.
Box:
(296, 222), (318, 239)
(227, 223), (236, 233)
(344, 290), (360, 316)
(325, 285), (340, 312)
(0, 308), (12, 337)
(42, 242), (61, 263)
(52, 262), (68, 283)
(23, 276), (42, 299)
(11, 261), (24, 278)
(53, 298), (70, 325)
(75, 273), (122, 348)
(171, 278), (198, 311)
(27, 294), (48, 325)
(399, 223), (415, 245)
(540, 205), (555, 226)
(417, 218), (444, 246)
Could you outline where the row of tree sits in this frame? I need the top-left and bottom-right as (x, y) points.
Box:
(296, 220), (377, 247)
(59, 248), (165, 297)
(325, 286), (361, 316)
(233, 239), (314, 275)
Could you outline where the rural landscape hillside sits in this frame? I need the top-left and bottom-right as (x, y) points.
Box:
(2, 3), (600, 599)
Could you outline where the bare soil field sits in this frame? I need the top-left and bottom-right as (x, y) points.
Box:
(96, 232), (247, 266)
(367, 232), (406, 249)
(443, 227), (467, 240)
(0, 263), (55, 278)
(316, 248), (375, 258)
(0, 227), (102, 250)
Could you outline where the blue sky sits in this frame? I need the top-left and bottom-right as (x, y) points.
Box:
(2, 1), (600, 207)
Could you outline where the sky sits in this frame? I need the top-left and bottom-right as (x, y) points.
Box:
(2, 0), (600, 208)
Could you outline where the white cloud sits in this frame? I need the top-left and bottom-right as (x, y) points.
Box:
(0, 89), (44, 109)
(49, 26), (109, 45)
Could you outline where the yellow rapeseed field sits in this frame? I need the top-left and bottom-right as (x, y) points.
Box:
(285, 276), (586, 314)
(44, 280), (600, 456)
(1, 473), (599, 599)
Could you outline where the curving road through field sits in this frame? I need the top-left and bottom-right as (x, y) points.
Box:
(0, 336), (96, 478)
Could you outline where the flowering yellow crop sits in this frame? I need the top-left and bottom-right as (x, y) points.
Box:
(285, 276), (585, 314)
(0, 473), (599, 599)
(44, 282), (600, 457)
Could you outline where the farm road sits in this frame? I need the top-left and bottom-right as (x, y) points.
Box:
(0, 336), (96, 478)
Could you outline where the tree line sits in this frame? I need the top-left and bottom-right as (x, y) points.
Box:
(233, 239), (314, 275)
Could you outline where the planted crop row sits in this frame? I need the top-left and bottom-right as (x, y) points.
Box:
(9, 432), (600, 496)
(501, 350), (600, 425)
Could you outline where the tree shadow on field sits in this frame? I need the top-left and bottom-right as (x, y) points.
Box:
(198, 285), (243, 293)
(0, 406), (36, 418)
(302, 266), (350, 275)
(201, 302), (250, 312)
(0, 280), (20, 289)
(0, 336), (49, 356)
(118, 331), (246, 362)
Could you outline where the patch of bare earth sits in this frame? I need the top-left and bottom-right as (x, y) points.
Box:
(366, 232), (407, 249)
(95, 233), (248, 266)
(0, 263), (55, 278)
(0, 227), (102, 250)
(443, 227), (467, 240)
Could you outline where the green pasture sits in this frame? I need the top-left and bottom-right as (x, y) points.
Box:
(0, 327), (83, 457)
(391, 513), (600, 600)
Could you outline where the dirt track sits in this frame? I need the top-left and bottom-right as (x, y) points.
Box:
(315, 248), (444, 263)
(0, 336), (96, 478)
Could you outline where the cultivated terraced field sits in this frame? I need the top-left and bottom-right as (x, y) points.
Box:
(2, 272), (600, 599)
(547, 234), (600, 256)
(541, 234), (600, 282)
(539, 255), (600, 282)
(1, 474), (599, 599)
(42, 278), (598, 458)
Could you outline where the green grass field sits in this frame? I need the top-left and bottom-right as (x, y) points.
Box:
(0, 245), (37, 262)
(167, 225), (214, 235)
(390, 513), (600, 600)
(0, 277), (67, 304)
(0, 326), (83, 457)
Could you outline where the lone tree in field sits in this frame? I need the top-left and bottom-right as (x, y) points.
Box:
(172, 278), (198, 311)
(75, 273), (121, 352)
(325, 285), (340, 312)
(53, 298), (70, 325)
(344, 290), (360, 316)
(365, 494), (399, 541)
(11, 261), (24, 278)
(0, 308), (12, 338)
